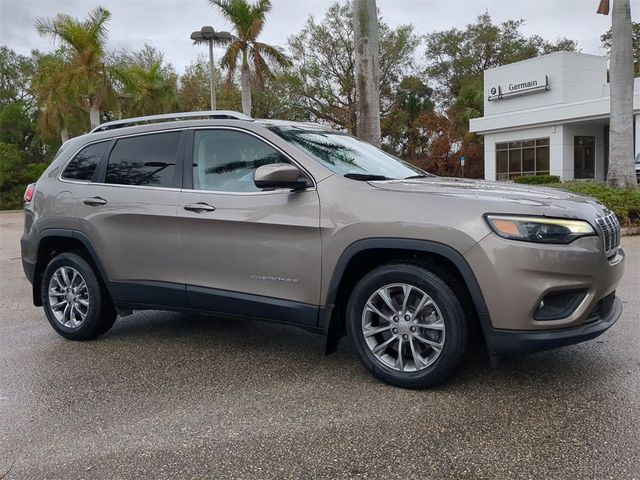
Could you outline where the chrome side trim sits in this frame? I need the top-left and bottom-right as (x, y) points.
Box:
(85, 183), (183, 192)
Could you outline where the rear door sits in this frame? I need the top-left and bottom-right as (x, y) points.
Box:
(74, 129), (188, 307)
(177, 128), (322, 326)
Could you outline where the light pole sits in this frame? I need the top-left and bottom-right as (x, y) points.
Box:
(190, 26), (232, 110)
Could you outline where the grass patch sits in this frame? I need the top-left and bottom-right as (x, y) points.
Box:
(544, 181), (640, 227)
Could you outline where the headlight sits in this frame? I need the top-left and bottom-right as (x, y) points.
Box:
(484, 214), (596, 244)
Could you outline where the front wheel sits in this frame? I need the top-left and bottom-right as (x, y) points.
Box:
(347, 263), (468, 389)
(41, 252), (117, 340)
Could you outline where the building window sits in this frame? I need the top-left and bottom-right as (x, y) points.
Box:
(496, 138), (550, 180)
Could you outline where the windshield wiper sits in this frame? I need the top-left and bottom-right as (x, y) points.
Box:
(404, 174), (432, 179)
(344, 173), (392, 181)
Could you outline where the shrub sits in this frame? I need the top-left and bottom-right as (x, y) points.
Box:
(0, 142), (48, 210)
(513, 175), (560, 185)
(547, 181), (640, 227)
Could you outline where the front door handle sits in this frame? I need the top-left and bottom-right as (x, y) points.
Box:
(184, 202), (216, 213)
(82, 196), (107, 206)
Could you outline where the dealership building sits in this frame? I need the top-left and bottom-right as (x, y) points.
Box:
(469, 51), (640, 181)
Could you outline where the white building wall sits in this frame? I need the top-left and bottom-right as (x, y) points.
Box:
(482, 52), (608, 117)
(472, 53), (640, 181)
(560, 124), (606, 181)
(636, 114), (640, 158)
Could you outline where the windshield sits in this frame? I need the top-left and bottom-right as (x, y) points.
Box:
(269, 126), (425, 179)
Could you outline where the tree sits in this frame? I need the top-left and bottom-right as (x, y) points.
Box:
(423, 13), (578, 177)
(599, 0), (637, 188)
(208, 0), (292, 115)
(111, 43), (175, 74)
(354, 0), (381, 146)
(35, 6), (112, 129)
(287, 2), (418, 134)
(383, 76), (434, 158)
(250, 68), (308, 120)
(0, 47), (35, 109)
(0, 142), (48, 209)
(424, 13), (578, 105)
(31, 49), (92, 142)
(115, 62), (178, 117)
(178, 55), (241, 112)
(601, 21), (640, 76)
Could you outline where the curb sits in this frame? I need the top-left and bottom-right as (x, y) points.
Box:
(621, 226), (640, 237)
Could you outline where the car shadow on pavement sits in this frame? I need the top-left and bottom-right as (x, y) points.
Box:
(91, 310), (621, 395)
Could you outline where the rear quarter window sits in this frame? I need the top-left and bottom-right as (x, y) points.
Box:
(61, 141), (110, 181)
(105, 131), (181, 187)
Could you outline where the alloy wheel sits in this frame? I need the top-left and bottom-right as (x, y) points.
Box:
(48, 266), (90, 329)
(361, 283), (446, 372)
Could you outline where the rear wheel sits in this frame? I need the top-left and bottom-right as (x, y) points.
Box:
(41, 253), (116, 340)
(347, 263), (467, 389)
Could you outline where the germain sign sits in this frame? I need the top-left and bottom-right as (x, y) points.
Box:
(488, 74), (550, 101)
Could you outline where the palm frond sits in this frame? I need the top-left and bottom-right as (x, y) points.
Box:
(253, 42), (292, 68)
(35, 13), (75, 44)
(85, 7), (111, 49)
(209, 0), (249, 32)
(247, 0), (270, 39)
(250, 49), (270, 89)
(219, 39), (243, 74)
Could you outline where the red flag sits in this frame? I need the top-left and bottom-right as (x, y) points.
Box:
(596, 0), (610, 15)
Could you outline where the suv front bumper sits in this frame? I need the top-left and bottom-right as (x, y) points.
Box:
(464, 233), (625, 354)
(484, 294), (622, 355)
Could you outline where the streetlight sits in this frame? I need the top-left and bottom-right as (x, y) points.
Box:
(190, 26), (232, 110)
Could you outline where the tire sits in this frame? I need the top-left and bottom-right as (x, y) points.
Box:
(41, 252), (117, 340)
(347, 263), (468, 389)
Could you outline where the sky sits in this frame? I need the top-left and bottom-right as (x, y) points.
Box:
(1, 0), (638, 74)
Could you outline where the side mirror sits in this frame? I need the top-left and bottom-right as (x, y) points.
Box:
(254, 163), (309, 190)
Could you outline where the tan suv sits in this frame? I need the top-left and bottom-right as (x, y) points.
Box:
(21, 111), (625, 388)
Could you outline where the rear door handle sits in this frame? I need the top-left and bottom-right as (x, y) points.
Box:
(184, 202), (216, 213)
(82, 196), (107, 206)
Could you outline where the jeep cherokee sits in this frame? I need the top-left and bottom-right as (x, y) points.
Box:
(21, 110), (625, 388)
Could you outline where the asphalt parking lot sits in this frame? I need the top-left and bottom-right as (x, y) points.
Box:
(0, 211), (639, 480)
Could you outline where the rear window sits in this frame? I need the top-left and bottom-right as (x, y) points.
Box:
(61, 141), (110, 181)
(105, 132), (181, 187)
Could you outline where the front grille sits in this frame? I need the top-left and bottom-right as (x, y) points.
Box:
(595, 212), (620, 257)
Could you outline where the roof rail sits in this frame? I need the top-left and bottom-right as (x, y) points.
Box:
(90, 110), (252, 133)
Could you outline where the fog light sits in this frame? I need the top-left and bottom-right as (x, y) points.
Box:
(533, 289), (587, 321)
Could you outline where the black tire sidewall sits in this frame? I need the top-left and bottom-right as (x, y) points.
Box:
(347, 264), (467, 389)
(41, 253), (106, 340)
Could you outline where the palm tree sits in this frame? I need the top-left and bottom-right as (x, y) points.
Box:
(32, 51), (85, 142)
(208, 0), (292, 116)
(354, 0), (381, 147)
(35, 7), (111, 129)
(597, 0), (637, 188)
(115, 62), (177, 117)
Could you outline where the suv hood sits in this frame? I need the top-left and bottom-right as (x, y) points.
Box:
(369, 177), (609, 218)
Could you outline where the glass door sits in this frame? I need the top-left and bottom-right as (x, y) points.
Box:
(574, 136), (595, 179)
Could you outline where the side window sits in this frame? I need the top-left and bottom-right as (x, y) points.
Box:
(193, 130), (290, 192)
(61, 141), (109, 181)
(105, 131), (181, 187)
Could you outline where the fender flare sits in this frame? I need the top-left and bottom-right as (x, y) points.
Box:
(322, 238), (492, 352)
(34, 229), (112, 304)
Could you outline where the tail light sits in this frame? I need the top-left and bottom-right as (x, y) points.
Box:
(24, 183), (35, 203)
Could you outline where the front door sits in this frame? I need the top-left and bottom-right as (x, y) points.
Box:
(574, 136), (595, 179)
(177, 128), (322, 326)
